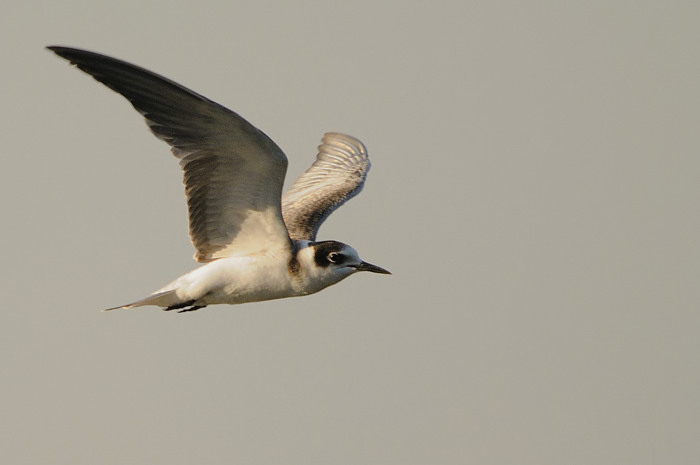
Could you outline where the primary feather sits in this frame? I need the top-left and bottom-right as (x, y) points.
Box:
(282, 133), (370, 240)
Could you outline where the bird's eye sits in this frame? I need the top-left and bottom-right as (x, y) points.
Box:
(328, 252), (340, 263)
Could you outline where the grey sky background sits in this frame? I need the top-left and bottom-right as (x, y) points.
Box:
(2, 1), (699, 464)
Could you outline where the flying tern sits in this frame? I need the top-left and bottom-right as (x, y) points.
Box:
(48, 46), (390, 312)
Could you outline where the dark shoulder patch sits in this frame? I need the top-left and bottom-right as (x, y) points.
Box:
(288, 252), (301, 274)
(312, 240), (346, 268)
(287, 241), (302, 274)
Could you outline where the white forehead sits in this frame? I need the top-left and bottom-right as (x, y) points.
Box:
(340, 244), (361, 261)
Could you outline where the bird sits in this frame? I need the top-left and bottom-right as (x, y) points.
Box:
(48, 46), (390, 313)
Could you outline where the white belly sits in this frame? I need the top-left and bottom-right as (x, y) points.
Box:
(163, 254), (304, 306)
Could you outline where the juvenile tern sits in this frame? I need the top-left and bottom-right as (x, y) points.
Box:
(48, 46), (390, 312)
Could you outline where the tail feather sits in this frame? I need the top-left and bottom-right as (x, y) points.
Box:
(103, 289), (181, 311)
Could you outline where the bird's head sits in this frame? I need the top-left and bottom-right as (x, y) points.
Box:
(297, 240), (390, 292)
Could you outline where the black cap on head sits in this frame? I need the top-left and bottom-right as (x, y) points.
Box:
(312, 241), (348, 267)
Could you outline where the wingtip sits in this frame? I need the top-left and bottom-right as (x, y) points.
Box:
(46, 46), (100, 63)
(320, 132), (368, 156)
(46, 45), (76, 63)
(46, 45), (68, 54)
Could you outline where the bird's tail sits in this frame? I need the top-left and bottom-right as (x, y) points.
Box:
(104, 289), (181, 311)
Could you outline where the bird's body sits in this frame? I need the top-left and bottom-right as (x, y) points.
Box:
(49, 46), (390, 312)
(120, 240), (363, 311)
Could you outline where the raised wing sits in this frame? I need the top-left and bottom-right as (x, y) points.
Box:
(282, 133), (370, 240)
(48, 46), (291, 262)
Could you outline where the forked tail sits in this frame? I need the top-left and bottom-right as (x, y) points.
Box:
(103, 289), (181, 311)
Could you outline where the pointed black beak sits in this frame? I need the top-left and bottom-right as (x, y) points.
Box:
(353, 261), (391, 274)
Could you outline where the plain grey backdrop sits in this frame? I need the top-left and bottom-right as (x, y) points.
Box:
(2, 1), (698, 464)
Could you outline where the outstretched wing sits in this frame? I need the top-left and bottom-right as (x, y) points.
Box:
(48, 46), (291, 262)
(282, 133), (370, 240)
